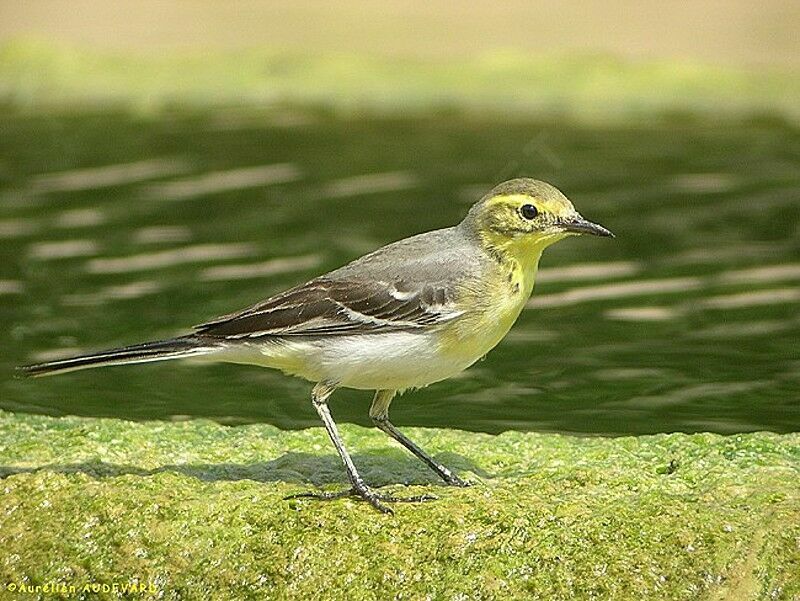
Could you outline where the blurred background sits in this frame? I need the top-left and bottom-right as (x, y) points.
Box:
(1, 1), (798, 435)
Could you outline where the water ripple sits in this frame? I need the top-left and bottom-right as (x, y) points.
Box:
(200, 254), (323, 281)
(132, 226), (193, 245)
(699, 287), (800, 309)
(668, 243), (786, 265)
(605, 286), (800, 322)
(0, 218), (39, 239)
(718, 263), (800, 284)
(0, 280), (23, 295)
(62, 281), (163, 306)
(54, 208), (107, 229)
(603, 306), (678, 321)
(687, 319), (798, 339)
(28, 240), (100, 260)
(30, 158), (191, 193)
(611, 381), (771, 409)
(537, 261), (640, 283)
(669, 173), (738, 194)
(528, 277), (703, 308)
(144, 164), (301, 201)
(323, 171), (417, 198)
(85, 243), (257, 274)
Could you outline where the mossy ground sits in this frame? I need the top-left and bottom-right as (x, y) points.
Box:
(0, 409), (798, 600)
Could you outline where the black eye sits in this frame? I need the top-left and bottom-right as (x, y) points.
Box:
(520, 204), (538, 220)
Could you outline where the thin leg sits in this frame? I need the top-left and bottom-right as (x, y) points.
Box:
(370, 390), (471, 487)
(285, 383), (436, 514)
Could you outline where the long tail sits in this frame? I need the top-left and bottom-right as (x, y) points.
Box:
(17, 335), (220, 378)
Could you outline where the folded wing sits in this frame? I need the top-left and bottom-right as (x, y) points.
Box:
(194, 277), (464, 339)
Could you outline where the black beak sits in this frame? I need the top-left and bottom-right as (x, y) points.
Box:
(561, 216), (614, 238)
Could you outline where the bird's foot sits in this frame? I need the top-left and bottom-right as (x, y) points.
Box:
(441, 473), (474, 487)
(285, 483), (437, 515)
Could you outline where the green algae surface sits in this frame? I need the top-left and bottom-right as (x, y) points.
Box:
(0, 409), (798, 600)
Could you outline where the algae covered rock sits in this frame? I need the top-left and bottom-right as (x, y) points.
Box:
(0, 409), (798, 600)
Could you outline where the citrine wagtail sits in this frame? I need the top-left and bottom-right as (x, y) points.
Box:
(20, 178), (613, 514)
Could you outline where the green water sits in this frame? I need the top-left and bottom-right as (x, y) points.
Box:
(1, 108), (798, 435)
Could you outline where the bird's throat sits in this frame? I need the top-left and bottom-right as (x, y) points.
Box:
(479, 231), (557, 297)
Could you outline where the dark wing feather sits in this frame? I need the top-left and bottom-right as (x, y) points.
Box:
(194, 277), (463, 339)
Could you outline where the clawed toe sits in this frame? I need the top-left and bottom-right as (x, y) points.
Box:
(285, 485), (438, 514)
(285, 486), (393, 514)
(284, 489), (352, 501)
(373, 492), (438, 503)
(444, 475), (474, 487)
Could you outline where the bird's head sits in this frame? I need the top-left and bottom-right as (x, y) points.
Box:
(462, 178), (612, 262)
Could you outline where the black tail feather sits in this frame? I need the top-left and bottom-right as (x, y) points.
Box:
(17, 335), (217, 378)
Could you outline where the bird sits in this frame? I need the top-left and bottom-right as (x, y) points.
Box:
(19, 178), (613, 514)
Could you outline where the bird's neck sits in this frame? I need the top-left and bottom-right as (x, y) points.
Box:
(476, 237), (533, 302)
(477, 230), (564, 295)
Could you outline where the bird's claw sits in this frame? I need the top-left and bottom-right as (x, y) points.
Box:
(443, 474), (473, 487)
(285, 484), (438, 514)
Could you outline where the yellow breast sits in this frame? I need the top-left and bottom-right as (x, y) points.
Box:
(438, 255), (538, 363)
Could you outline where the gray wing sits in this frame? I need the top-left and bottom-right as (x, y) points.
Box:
(194, 226), (483, 340)
(194, 276), (464, 339)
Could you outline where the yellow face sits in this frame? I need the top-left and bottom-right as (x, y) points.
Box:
(463, 179), (612, 262)
(479, 193), (578, 237)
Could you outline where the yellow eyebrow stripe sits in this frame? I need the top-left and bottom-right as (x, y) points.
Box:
(487, 193), (574, 219)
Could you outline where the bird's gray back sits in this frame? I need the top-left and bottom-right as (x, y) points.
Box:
(328, 225), (487, 286)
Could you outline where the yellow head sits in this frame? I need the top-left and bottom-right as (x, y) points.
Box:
(462, 178), (613, 265)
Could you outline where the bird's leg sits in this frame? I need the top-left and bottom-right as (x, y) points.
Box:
(370, 390), (472, 487)
(285, 383), (435, 514)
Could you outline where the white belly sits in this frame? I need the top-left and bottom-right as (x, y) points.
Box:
(210, 332), (479, 391)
